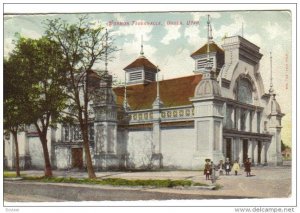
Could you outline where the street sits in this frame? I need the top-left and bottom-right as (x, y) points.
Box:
(4, 181), (248, 201)
(4, 166), (291, 202)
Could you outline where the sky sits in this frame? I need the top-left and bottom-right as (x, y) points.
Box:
(3, 10), (292, 146)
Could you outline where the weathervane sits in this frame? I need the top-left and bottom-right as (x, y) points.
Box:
(140, 35), (144, 56)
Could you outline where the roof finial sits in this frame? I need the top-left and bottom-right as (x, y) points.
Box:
(140, 35), (144, 56)
(206, 15), (213, 71)
(207, 15), (210, 54)
(269, 51), (274, 94)
(105, 28), (108, 73)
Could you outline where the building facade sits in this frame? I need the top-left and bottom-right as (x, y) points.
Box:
(4, 21), (284, 171)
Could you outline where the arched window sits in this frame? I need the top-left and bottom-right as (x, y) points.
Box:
(237, 78), (253, 104)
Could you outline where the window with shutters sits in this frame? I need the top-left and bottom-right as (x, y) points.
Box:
(129, 71), (142, 81)
(197, 57), (213, 70)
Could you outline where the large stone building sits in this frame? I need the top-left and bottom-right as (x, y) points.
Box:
(4, 17), (284, 171)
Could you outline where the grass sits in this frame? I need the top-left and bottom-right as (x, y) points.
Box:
(4, 170), (220, 189)
(9, 175), (212, 188)
(4, 171), (26, 178)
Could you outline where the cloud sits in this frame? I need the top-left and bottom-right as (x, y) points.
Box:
(4, 37), (14, 58)
(158, 48), (194, 79)
(121, 39), (157, 58)
(213, 13), (245, 40)
(246, 33), (263, 48)
(184, 25), (206, 46)
(265, 21), (289, 40)
(115, 19), (154, 42)
(191, 12), (221, 22)
(19, 28), (42, 39)
(161, 24), (181, 45)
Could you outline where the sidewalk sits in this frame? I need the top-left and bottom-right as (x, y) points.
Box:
(9, 166), (291, 198)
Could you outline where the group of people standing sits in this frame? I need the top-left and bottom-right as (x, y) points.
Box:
(204, 158), (252, 180)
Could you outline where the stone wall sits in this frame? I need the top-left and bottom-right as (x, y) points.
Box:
(28, 137), (45, 169)
(161, 127), (196, 169)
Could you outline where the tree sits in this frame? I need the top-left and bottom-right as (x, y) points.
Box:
(6, 36), (68, 177)
(45, 16), (117, 178)
(281, 140), (290, 152)
(4, 59), (29, 177)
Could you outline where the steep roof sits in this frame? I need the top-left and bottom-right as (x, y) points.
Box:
(191, 41), (224, 57)
(113, 74), (202, 110)
(123, 56), (158, 72)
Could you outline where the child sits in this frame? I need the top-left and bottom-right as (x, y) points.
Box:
(218, 160), (224, 176)
(232, 160), (240, 176)
(204, 159), (211, 180)
(224, 158), (231, 175)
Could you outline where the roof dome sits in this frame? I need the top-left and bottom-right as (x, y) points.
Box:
(194, 73), (222, 97)
(269, 95), (282, 114)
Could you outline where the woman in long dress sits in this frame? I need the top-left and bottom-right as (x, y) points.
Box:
(232, 160), (240, 176)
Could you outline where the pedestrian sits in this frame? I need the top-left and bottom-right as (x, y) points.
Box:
(232, 160), (240, 176)
(224, 158), (231, 175)
(244, 158), (252, 177)
(218, 160), (224, 176)
(204, 159), (211, 180)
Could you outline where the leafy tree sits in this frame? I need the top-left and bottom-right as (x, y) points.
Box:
(281, 140), (290, 152)
(5, 36), (68, 177)
(45, 16), (117, 178)
(4, 59), (30, 177)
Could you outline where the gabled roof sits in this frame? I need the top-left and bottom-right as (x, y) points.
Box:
(191, 42), (224, 58)
(123, 56), (158, 72)
(113, 74), (202, 110)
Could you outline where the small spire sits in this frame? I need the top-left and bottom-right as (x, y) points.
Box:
(269, 51), (274, 94)
(206, 15), (213, 71)
(104, 29), (108, 73)
(207, 15), (210, 55)
(152, 65), (163, 108)
(140, 35), (144, 56)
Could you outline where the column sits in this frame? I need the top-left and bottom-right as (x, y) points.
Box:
(222, 138), (226, 156)
(237, 137), (243, 164)
(261, 142), (267, 165)
(252, 111), (258, 133)
(235, 107), (241, 130)
(248, 139), (253, 162)
(152, 121), (161, 154)
(231, 106), (235, 129)
(253, 140), (258, 165)
(232, 137), (238, 161)
(245, 110), (250, 132)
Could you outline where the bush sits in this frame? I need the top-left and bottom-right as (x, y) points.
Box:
(21, 176), (208, 188)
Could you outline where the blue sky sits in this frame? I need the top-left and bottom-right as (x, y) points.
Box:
(4, 10), (292, 145)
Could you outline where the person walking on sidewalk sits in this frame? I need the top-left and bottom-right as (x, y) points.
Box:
(232, 160), (240, 176)
(244, 158), (252, 177)
(224, 158), (231, 175)
(204, 159), (212, 180)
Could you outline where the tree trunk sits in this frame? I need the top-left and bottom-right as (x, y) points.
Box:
(40, 135), (53, 177)
(81, 124), (96, 179)
(12, 131), (20, 177)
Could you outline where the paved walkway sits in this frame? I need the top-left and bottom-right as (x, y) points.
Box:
(10, 166), (291, 198)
